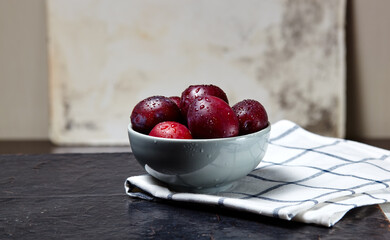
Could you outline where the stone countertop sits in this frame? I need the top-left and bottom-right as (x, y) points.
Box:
(1, 152), (390, 239)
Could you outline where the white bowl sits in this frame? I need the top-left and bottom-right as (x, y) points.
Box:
(128, 123), (270, 193)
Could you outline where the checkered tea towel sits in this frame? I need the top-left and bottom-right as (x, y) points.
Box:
(125, 120), (390, 227)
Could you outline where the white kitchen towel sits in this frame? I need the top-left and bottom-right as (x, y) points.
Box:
(125, 120), (390, 227)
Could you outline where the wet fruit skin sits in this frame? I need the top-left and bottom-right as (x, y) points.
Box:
(130, 96), (181, 134)
(149, 121), (192, 139)
(180, 84), (229, 120)
(169, 96), (181, 107)
(169, 96), (186, 123)
(232, 99), (268, 135)
(187, 95), (239, 139)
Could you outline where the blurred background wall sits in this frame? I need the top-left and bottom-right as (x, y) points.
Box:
(0, 0), (389, 140)
(0, 0), (48, 139)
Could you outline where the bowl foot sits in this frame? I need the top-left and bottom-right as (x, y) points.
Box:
(169, 182), (235, 194)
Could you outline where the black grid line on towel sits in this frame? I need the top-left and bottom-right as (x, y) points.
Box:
(361, 192), (389, 203)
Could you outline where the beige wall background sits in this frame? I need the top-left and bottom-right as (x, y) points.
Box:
(0, 0), (389, 140)
(346, 0), (390, 139)
(0, 0), (48, 139)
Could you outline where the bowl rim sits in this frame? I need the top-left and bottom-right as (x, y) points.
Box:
(128, 122), (271, 143)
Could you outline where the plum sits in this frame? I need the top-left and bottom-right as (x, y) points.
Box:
(187, 95), (239, 139)
(232, 99), (268, 135)
(130, 96), (181, 134)
(169, 96), (181, 107)
(149, 121), (192, 139)
(180, 84), (229, 120)
(169, 96), (186, 123)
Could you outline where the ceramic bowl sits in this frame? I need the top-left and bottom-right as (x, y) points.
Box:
(128, 123), (270, 193)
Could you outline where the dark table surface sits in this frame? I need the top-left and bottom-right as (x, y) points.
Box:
(1, 139), (390, 239)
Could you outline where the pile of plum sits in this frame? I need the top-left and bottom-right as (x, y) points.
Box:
(130, 84), (268, 139)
